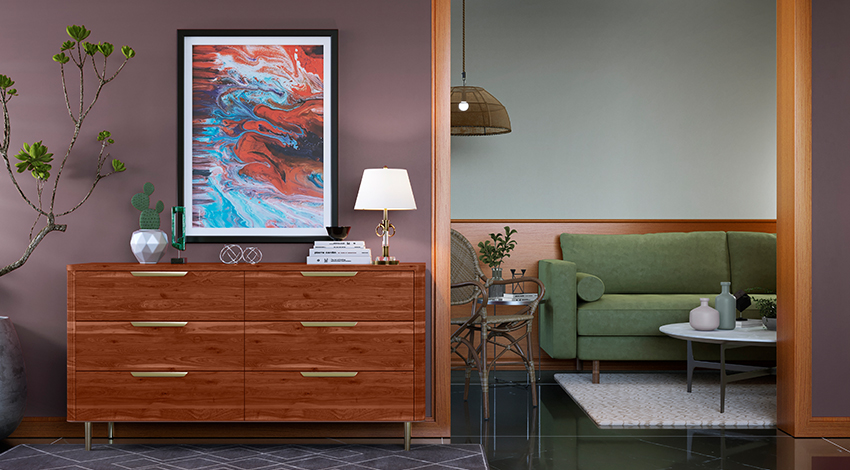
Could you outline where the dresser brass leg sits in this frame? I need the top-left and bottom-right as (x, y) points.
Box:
(404, 422), (412, 451)
(108, 422), (114, 443)
(84, 422), (92, 451)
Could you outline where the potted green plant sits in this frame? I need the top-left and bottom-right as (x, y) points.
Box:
(478, 226), (518, 298)
(129, 182), (167, 264)
(753, 297), (777, 331)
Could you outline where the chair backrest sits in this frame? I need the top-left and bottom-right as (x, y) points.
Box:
(451, 229), (485, 305)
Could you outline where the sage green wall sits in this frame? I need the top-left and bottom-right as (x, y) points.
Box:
(450, 0), (776, 219)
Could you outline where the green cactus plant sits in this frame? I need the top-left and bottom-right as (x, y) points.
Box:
(131, 182), (164, 230)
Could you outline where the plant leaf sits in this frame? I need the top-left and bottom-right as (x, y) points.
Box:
(121, 46), (135, 59)
(61, 40), (75, 51)
(52, 52), (70, 64)
(66, 25), (90, 41)
(111, 159), (126, 172)
(83, 42), (98, 56)
(98, 42), (113, 57)
(0, 75), (14, 89)
(97, 130), (111, 142)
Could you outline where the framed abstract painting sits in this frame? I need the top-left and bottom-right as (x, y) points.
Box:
(178, 30), (338, 243)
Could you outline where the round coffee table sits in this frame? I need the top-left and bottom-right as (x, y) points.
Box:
(659, 322), (776, 413)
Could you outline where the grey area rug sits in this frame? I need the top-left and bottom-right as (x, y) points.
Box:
(0, 443), (489, 470)
(555, 372), (776, 428)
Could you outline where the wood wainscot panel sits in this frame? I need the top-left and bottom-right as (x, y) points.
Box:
(245, 372), (414, 421)
(74, 371), (244, 422)
(75, 322), (244, 371)
(246, 270), (414, 321)
(73, 270), (244, 321)
(246, 321), (414, 371)
(450, 220), (777, 371)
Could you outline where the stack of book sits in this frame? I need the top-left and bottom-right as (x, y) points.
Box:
(494, 292), (539, 302)
(306, 240), (372, 265)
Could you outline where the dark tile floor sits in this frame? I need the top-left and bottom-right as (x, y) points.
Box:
(452, 370), (850, 470)
(3, 371), (850, 469)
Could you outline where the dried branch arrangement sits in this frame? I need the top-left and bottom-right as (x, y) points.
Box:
(0, 25), (134, 277)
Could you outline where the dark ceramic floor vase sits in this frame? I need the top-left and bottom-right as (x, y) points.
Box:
(0, 316), (27, 439)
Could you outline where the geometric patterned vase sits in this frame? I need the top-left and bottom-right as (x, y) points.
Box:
(129, 229), (168, 264)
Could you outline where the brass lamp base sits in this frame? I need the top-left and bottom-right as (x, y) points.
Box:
(374, 257), (400, 265)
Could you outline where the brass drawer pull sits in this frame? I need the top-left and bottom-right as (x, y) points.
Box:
(300, 372), (359, 378)
(300, 272), (358, 277)
(131, 271), (188, 277)
(130, 372), (188, 378)
(131, 322), (188, 327)
(300, 322), (358, 327)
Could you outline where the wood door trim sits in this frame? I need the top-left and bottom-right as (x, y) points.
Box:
(431, 0), (451, 437)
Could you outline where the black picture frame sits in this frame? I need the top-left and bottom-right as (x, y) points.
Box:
(177, 29), (338, 243)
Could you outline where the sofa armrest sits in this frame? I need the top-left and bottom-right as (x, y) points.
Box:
(538, 259), (578, 359)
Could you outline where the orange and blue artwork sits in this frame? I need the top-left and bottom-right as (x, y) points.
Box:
(181, 32), (335, 241)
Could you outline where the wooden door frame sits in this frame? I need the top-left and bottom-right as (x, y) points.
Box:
(431, 0), (452, 437)
(777, 0), (850, 437)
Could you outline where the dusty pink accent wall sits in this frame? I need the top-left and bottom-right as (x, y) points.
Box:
(0, 0), (432, 416)
(812, 0), (850, 417)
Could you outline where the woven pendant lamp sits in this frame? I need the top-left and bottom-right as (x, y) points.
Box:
(451, 0), (511, 136)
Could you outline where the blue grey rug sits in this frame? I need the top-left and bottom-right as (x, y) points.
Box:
(0, 443), (489, 469)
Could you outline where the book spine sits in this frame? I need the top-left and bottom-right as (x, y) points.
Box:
(306, 256), (373, 265)
(314, 241), (366, 247)
(309, 250), (372, 256)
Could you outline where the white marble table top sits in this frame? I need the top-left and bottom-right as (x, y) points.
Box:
(659, 322), (777, 344)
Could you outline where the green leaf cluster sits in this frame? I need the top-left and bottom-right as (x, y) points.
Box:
(97, 130), (114, 144)
(14, 141), (54, 180)
(66, 25), (91, 42)
(0, 74), (16, 96)
(478, 226), (518, 269)
(753, 297), (777, 318)
(112, 159), (126, 172)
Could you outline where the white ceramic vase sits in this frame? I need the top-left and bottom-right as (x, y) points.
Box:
(689, 298), (720, 331)
(130, 229), (168, 264)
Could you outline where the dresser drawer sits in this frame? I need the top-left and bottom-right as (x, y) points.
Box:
(245, 271), (413, 321)
(75, 322), (244, 371)
(73, 271), (243, 321)
(245, 322), (413, 371)
(245, 371), (413, 421)
(75, 371), (243, 421)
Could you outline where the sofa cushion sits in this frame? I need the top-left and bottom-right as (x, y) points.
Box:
(576, 272), (605, 302)
(560, 231), (730, 294)
(727, 231), (776, 294)
(577, 294), (718, 336)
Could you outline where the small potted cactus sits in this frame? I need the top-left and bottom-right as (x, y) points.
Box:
(129, 182), (168, 264)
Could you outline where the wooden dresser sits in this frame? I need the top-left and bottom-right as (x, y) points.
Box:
(67, 263), (427, 450)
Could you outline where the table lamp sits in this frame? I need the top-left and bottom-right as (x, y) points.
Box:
(354, 167), (417, 265)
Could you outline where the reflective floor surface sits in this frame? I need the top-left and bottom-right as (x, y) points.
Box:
(452, 371), (850, 470)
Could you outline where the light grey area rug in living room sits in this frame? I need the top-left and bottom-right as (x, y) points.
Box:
(0, 443), (489, 470)
(555, 372), (775, 428)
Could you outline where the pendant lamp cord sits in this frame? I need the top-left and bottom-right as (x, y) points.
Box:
(462, 0), (466, 86)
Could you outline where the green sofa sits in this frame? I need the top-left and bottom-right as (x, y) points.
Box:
(538, 231), (776, 380)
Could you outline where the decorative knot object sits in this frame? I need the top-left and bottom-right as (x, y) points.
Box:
(243, 247), (263, 264)
(219, 245), (263, 265)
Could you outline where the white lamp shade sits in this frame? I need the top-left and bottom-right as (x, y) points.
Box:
(354, 168), (417, 210)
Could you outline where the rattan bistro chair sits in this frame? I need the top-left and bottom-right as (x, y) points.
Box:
(449, 229), (545, 420)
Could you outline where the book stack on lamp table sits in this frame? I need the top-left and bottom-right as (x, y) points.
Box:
(306, 240), (372, 265)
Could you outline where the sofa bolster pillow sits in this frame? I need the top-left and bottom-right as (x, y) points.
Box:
(576, 272), (605, 302)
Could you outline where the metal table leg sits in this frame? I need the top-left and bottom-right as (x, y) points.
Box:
(84, 422), (92, 451)
(404, 422), (412, 451)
